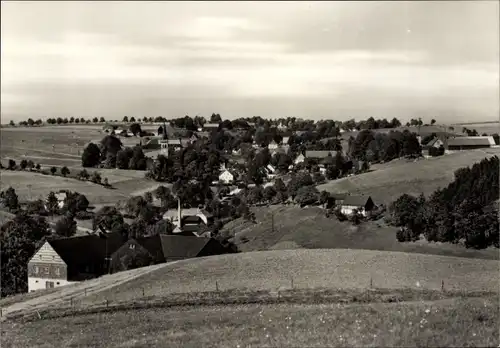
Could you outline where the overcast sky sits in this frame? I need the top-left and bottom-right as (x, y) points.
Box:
(1, 1), (499, 123)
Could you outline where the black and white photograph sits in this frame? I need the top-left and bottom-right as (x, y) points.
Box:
(0, 1), (499, 347)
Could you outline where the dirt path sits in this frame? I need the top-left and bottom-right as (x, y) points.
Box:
(1, 263), (172, 320)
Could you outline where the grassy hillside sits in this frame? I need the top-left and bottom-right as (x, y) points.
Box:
(3, 296), (497, 348)
(221, 206), (499, 260)
(0, 170), (129, 204)
(317, 149), (500, 205)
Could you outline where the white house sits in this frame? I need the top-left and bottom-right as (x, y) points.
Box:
(27, 242), (74, 292)
(268, 140), (279, 150)
(219, 169), (235, 184)
(340, 195), (375, 217)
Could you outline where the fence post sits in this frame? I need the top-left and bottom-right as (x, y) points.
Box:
(291, 277), (294, 289)
(216, 281), (219, 292)
(441, 280), (444, 292)
(142, 287), (145, 297)
(106, 299), (109, 308)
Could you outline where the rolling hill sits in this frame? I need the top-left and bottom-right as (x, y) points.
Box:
(317, 148), (500, 205)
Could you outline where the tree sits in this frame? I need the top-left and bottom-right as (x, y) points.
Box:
(26, 160), (35, 171)
(295, 185), (319, 206)
(8, 159), (16, 170)
(91, 171), (102, 184)
(99, 117), (106, 123)
(154, 185), (173, 208)
(20, 160), (28, 170)
(50, 167), (57, 175)
(116, 149), (130, 169)
(144, 192), (153, 203)
(75, 118), (80, 124)
(54, 215), (77, 237)
(76, 194), (89, 212)
(0, 187), (19, 212)
(26, 199), (47, 215)
(123, 116), (129, 122)
(69, 117), (75, 123)
(210, 113), (222, 123)
(349, 208), (364, 225)
(35, 163), (41, 171)
(1, 213), (51, 296)
(9, 120), (15, 126)
(77, 169), (90, 180)
(81, 143), (101, 167)
(129, 123), (142, 136)
(103, 178), (110, 187)
(100, 135), (123, 160)
(93, 117), (99, 123)
(61, 166), (70, 177)
(431, 119), (436, 125)
(46, 192), (60, 215)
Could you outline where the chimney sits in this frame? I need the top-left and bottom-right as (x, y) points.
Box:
(177, 197), (182, 228)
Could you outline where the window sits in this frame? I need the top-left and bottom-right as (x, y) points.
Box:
(56, 282), (60, 285)
(35, 280), (39, 283)
(129, 244), (136, 250)
(44, 267), (49, 274)
(34, 266), (39, 274)
(55, 268), (60, 276)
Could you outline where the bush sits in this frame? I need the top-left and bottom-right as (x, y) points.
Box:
(75, 211), (94, 220)
(334, 208), (347, 221)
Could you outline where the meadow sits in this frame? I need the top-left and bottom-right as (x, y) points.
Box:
(222, 205), (499, 260)
(317, 148), (500, 205)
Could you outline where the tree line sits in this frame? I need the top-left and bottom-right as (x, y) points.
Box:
(388, 156), (499, 249)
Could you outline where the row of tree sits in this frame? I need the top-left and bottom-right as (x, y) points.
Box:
(388, 156), (499, 249)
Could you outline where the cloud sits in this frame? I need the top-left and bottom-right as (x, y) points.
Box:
(1, 2), (498, 121)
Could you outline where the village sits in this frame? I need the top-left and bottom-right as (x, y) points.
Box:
(1, 115), (498, 294)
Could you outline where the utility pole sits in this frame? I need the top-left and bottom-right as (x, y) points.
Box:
(271, 211), (275, 233)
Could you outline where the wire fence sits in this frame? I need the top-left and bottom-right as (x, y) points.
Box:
(3, 275), (482, 323)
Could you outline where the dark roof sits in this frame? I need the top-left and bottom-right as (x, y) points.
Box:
(49, 232), (124, 267)
(183, 216), (202, 224)
(447, 136), (495, 147)
(342, 195), (373, 207)
(425, 137), (443, 148)
(305, 150), (337, 158)
(136, 235), (213, 260)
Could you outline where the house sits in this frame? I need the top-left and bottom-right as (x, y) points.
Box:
(340, 195), (375, 217)
(271, 146), (290, 157)
(27, 232), (124, 292)
(110, 235), (229, 272)
(55, 192), (67, 209)
(162, 198), (213, 232)
(268, 140), (279, 150)
(324, 193), (347, 209)
(424, 137), (444, 149)
(305, 151), (337, 161)
(282, 136), (290, 145)
(447, 136), (496, 151)
(203, 123), (220, 131)
(294, 154), (306, 165)
(219, 169), (236, 184)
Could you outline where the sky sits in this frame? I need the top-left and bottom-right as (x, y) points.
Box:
(1, 1), (499, 123)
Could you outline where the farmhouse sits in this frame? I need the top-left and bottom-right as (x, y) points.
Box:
(27, 233), (124, 292)
(271, 146), (290, 157)
(110, 236), (228, 271)
(447, 136), (496, 151)
(340, 195), (375, 217)
(424, 137), (445, 149)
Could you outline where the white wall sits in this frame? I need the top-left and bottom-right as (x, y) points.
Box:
(341, 206), (367, 217)
(28, 277), (75, 292)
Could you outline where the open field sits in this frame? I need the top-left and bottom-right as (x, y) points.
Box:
(318, 149), (500, 205)
(222, 206), (499, 260)
(1, 249), (498, 320)
(452, 121), (499, 135)
(0, 170), (129, 204)
(1, 292), (498, 347)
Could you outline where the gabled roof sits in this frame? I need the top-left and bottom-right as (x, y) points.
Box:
(135, 235), (214, 260)
(48, 232), (124, 268)
(204, 123), (220, 128)
(447, 136), (495, 147)
(342, 195), (373, 207)
(305, 150), (337, 159)
(425, 137), (443, 148)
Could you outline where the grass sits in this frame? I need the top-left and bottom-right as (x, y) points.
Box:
(222, 205), (499, 260)
(2, 295), (498, 347)
(317, 149), (500, 205)
(65, 249), (500, 309)
(0, 170), (129, 204)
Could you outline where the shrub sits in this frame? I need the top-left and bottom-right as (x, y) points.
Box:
(75, 211), (94, 220)
(50, 167), (57, 175)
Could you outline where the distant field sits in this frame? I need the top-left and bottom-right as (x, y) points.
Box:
(222, 206), (499, 260)
(0, 170), (128, 204)
(318, 149), (500, 205)
(3, 296), (497, 348)
(452, 122), (499, 135)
